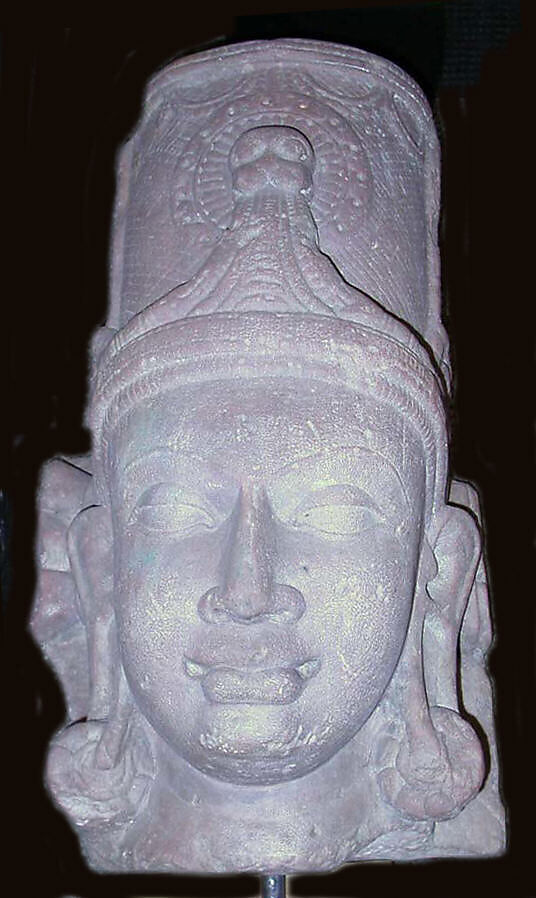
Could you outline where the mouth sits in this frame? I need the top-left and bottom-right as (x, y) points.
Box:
(183, 657), (321, 705)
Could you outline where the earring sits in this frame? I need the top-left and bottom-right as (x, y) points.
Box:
(46, 664), (154, 828)
(377, 702), (484, 821)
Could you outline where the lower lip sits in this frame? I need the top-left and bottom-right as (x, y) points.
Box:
(200, 666), (307, 704)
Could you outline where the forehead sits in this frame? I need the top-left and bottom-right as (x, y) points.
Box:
(111, 377), (425, 487)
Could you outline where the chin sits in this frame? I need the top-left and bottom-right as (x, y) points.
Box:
(170, 703), (348, 785)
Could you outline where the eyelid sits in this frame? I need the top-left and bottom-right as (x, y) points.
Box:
(128, 483), (217, 527)
(294, 483), (382, 516)
(294, 505), (379, 537)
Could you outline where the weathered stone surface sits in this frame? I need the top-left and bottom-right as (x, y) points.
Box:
(31, 39), (504, 875)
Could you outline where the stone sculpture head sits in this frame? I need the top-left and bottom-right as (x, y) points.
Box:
(32, 40), (504, 873)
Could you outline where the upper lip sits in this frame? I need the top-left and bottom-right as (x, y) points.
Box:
(184, 656), (321, 680)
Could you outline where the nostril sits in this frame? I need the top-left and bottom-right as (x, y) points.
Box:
(197, 586), (268, 624)
(197, 587), (230, 624)
(270, 584), (306, 622)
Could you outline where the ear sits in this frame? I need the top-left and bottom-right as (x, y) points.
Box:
(67, 504), (114, 620)
(427, 503), (481, 609)
(424, 503), (481, 710)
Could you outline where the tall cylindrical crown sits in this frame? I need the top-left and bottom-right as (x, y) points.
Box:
(107, 39), (448, 378)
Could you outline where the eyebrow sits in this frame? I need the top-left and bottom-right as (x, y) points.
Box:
(120, 444), (412, 511)
(123, 441), (357, 480)
(271, 445), (411, 509)
(121, 447), (220, 480)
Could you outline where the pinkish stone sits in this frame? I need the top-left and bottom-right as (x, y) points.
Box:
(31, 39), (505, 875)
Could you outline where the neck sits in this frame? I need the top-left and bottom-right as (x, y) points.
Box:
(115, 712), (410, 874)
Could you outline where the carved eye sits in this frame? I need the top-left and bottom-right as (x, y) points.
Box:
(129, 484), (216, 535)
(290, 486), (382, 537)
(293, 504), (380, 536)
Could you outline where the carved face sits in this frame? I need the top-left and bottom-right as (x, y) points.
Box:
(109, 377), (426, 785)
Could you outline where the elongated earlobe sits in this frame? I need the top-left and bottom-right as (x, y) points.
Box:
(46, 505), (154, 829)
(67, 506), (136, 766)
(377, 503), (485, 821)
(67, 505), (115, 718)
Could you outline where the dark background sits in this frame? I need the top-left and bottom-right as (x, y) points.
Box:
(4, 3), (532, 897)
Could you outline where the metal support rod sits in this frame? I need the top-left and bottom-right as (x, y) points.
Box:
(260, 873), (286, 898)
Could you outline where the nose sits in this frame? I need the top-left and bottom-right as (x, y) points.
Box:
(197, 482), (305, 624)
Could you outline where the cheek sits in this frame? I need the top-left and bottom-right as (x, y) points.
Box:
(280, 530), (417, 687)
(113, 530), (221, 677)
(318, 562), (413, 662)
